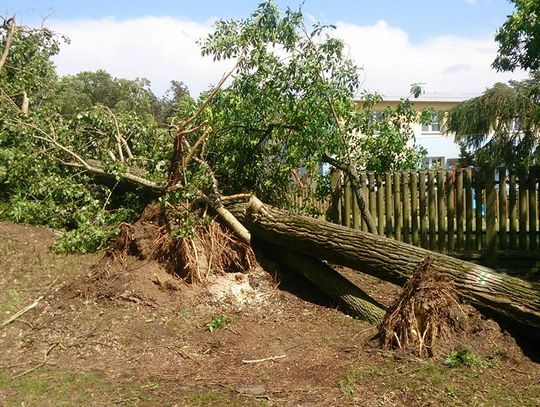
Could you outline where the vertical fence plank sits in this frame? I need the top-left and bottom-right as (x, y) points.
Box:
(519, 167), (528, 250)
(437, 170), (447, 252)
(329, 170), (342, 224)
(465, 169), (473, 252)
(447, 171), (455, 252)
(352, 186), (360, 230)
(411, 171), (419, 246)
(394, 171), (402, 242)
(368, 172), (377, 233)
(529, 166), (538, 250)
(376, 174), (385, 236)
(509, 170), (517, 250)
(498, 168), (508, 250)
(455, 169), (464, 251)
(428, 171), (437, 250)
(474, 168), (483, 251)
(419, 170), (428, 248)
(360, 172), (368, 232)
(486, 167), (497, 261)
(402, 172), (411, 244)
(343, 178), (351, 228)
(385, 172), (393, 238)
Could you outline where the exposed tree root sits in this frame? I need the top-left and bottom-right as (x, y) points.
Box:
(378, 257), (468, 357)
(114, 202), (255, 283)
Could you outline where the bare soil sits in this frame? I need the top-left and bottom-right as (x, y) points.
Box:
(1, 221), (539, 406)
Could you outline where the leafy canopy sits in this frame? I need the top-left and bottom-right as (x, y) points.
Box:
(446, 72), (540, 167)
(493, 0), (540, 72)
(200, 1), (426, 203)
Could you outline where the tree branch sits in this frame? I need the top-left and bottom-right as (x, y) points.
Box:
(0, 17), (16, 72)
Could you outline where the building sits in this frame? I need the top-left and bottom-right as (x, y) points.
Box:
(371, 93), (480, 169)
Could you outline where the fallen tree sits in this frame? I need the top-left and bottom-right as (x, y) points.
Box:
(227, 196), (540, 330)
(259, 241), (386, 324)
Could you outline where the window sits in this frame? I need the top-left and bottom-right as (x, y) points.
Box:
(422, 114), (441, 133)
(421, 156), (445, 169)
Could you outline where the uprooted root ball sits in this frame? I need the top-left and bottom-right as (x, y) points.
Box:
(378, 256), (468, 358)
(114, 202), (255, 283)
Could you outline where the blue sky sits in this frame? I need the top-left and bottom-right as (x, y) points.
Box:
(2, 1), (524, 97)
(4, 0), (514, 42)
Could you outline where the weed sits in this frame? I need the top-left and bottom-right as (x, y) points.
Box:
(444, 349), (492, 368)
(205, 315), (230, 332)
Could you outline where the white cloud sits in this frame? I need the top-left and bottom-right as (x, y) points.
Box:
(50, 16), (232, 97)
(334, 20), (527, 97)
(49, 16), (527, 98)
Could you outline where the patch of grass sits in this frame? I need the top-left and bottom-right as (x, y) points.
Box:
(0, 288), (22, 314)
(444, 348), (494, 368)
(337, 356), (540, 406)
(205, 315), (230, 332)
(338, 366), (382, 397)
(186, 389), (268, 406)
(0, 370), (160, 406)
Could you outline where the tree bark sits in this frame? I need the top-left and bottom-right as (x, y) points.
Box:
(322, 153), (378, 234)
(227, 197), (540, 329)
(260, 242), (386, 324)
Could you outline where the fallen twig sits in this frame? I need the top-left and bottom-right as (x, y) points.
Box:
(13, 342), (62, 378)
(242, 354), (287, 364)
(0, 296), (43, 329)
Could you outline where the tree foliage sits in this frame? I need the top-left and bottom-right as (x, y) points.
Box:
(493, 0), (540, 72)
(200, 1), (426, 203)
(1, 2), (429, 251)
(446, 72), (540, 167)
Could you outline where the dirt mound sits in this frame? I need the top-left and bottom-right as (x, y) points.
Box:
(378, 256), (519, 361)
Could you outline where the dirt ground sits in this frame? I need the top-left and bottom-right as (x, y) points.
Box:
(1, 221), (539, 406)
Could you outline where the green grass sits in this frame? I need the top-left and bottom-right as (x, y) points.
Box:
(337, 358), (540, 406)
(0, 370), (160, 406)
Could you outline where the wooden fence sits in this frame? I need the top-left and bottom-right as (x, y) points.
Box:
(326, 167), (540, 259)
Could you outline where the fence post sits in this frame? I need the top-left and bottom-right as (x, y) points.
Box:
(368, 172), (377, 233)
(519, 167), (528, 250)
(464, 168), (473, 251)
(428, 170), (437, 250)
(385, 172), (393, 238)
(402, 171), (411, 244)
(419, 170), (427, 248)
(437, 170), (447, 252)
(455, 169), (464, 251)
(343, 177), (351, 228)
(509, 169), (517, 250)
(474, 168), (484, 251)
(376, 173), (385, 236)
(498, 167), (508, 250)
(447, 171), (455, 252)
(393, 171), (402, 241)
(411, 170), (419, 246)
(330, 170), (342, 224)
(486, 166), (497, 261)
(529, 166), (538, 250)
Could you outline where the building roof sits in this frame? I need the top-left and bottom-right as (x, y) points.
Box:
(374, 92), (481, 103)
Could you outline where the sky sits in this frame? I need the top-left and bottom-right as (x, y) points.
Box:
(2, 0), (528, 98)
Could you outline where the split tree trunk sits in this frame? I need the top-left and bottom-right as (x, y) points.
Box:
(227, 197), (540, 329)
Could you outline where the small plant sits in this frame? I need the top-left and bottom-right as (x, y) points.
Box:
(444, 349), (492, 368)
(205, 315), (230, 332)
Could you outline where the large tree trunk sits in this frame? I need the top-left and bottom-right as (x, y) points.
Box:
(260, 241), (386, 324)
(227, 197), (540, 329)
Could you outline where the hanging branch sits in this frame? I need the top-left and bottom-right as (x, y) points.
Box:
(14, 118), (164, 192)
(0, 16), (16, 72)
